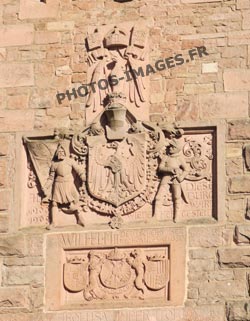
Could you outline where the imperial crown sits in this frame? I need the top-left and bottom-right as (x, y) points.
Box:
(104, 26), (129, 48)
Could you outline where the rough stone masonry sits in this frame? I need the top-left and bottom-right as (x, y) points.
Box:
(0, 0), (250, 321)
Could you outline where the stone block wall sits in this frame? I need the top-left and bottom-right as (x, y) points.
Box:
(0, 0), (250, 320)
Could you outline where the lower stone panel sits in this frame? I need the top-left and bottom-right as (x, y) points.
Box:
(0, 306), (226, 321)
(45, 227), (186, 311)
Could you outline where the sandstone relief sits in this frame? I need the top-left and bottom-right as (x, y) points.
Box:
(85, 22), (149, 123)
(46, 227), (186, 310)
(63, 247), (169, 302)
(23, 92), (217, 229)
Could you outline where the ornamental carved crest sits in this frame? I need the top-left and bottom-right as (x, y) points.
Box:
(23, 92), (215, 228)
(62, 247), (169, 302)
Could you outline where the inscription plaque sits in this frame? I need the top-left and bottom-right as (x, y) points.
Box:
(46, 227), (186, 310)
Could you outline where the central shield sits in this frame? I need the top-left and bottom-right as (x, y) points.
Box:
(87, 133), (146, 207)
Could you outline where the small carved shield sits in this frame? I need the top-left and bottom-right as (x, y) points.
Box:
(87, 133), (146, 207)
(144, 258), (168, 291)
(63, 262), (88, 293)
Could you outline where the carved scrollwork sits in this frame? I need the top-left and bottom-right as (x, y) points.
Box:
(183, 135), (213, 181)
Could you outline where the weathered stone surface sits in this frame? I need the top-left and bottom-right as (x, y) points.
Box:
(189, 226), (223, 247)
(3, 256), (44, 266)
(25, 234), (44, 257)
(47, 21), (75, 31)
(208, 269), (234, 281)
(0, 215), (8, 233)
(226, 158), (243, 176)
(0, 24), (34, 47)
(189, 248), (215, 259)
(35, 32), (61, 45)
(228, 120), (250, 140)
(19, 305), (225, 321)
(228, 31), (250, 45)
(229, 176), (250, 193)
(0, 64), (34, 88)
(226, 300), (250, 321)
(184, 83), (214, 94)
(198, 279), (246, 300)
(3, 266), (44, 286)
(0, 234), (25, 257)
(0, 110), (34, 132)
(19, 0), (59, 20)
(226, 197), (245, 223)
(176, 96), (199, 121)
(199, 92), (248, 119)
(0, 314), (30, 321)
(7, 94), (29, 110)
(234, 225), (250, 245)
(30, 286), (44, 309)
(226, 144), (243, 158)
(0, 287), (30, 312)
(189, 259), (214, 272)
(224, 70), (250, 91)
(218, 247), (250, 267)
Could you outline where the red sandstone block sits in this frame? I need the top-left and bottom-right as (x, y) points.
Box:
(0, 234), (26, 256)
(228, 31), (250, 45)
(221, 46), (247, 58)
(7, 94), (29, 109)
(184, 83), (214, 94)
(176, 96), (199, 121)
(0, 287), (30, 311)
(0, 64), (34, 88)
(224, 69), (250, 91)
(189, 226), (223, 247)
(3, 266), (44, 286)
(35, 32), (61, 45)
(218, 247), (250, 267)
(229, 176), (250, 193)
(228, 120), (250, 140)
(199, 92), (248, 119)
(0, 110), (34, 132)
(199, 279), (246, 299)
(237, 0), (250, 9)
(0, 24), (34, 47)
(19, 0), (59, 20)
